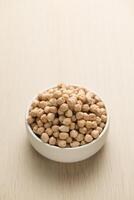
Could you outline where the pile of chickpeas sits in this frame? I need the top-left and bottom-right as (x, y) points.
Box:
(27, 84), (107, 148)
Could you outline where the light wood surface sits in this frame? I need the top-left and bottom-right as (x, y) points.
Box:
(0, 0), (134, 199)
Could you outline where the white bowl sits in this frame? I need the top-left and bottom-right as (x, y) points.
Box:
(25, 99), (109, 163)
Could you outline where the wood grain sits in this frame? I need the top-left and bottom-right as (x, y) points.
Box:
(0, 0), (134, 199)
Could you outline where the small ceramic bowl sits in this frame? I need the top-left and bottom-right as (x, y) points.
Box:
(25, 99), (109, 163)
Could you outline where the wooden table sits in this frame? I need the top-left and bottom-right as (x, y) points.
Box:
(0, 0), (134, 199)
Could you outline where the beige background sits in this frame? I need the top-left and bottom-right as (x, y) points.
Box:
(0, 0), (134, 199)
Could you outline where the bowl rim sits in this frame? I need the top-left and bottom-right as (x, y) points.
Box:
(25, 91), (110, 150)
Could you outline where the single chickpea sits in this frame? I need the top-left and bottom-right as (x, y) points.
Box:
(40, 114), (47, 123)
(100, 108), (107, 115)
(77, 120), (86, 128)
(67, 97), (77, 107)
(70, 130), (78, 138)
(53, 118), (59, 125)
(62, 94), (69, 101)
(59, 103), (68, 112)
(36, 127), (44, 135)
(58, 109), (64, 115)
(49, 137), (56, 145)
(86, 121), (92, 129)
(88, 113), (96, 121)
(49, 106), (57, 113)
(70, 141), (80, 148)
(81, 141), (86, 145)
(41, 133), (49, 143)
(78, 94), (86, 103)
(70, 122), (75, 130)
(82, 104), (90, 112)
(57, 97), (65, 105)
(30, 108), (38, 117)
(57, 140), (67, 148)
(49, 98), (57, 106)
(83, 113), (89, 121)
(96, 101), (105, 108)
(96, 127), (103, 134)
(86, 93), (93, 105)
(59, 125), (69, 132)
(76, 134), (84, 142)
(71, 115), (76, 122)
(96, 116), (101, 125)
(53, 90), (62, 98)
(101, 115), (107, 123)
(27, 116), (34, 124)
(47, 113), (55, 122)
(65, 109), (73, 118)
(66, 137), (73, 144)
(31, 100), (39, 108)
(37, 108), (44, 118)
(59, 116), (65, 123)
(100, 122), (105, 128)
(91, 130), (99, 139)
(76, 112), (83, 120)
(84, 134), (93, 143)
(87, 129), (92, 134)
(44, 122), (52, 129)
(94, 95), (101, 102)
(91, 121), (97, 129)
(38, 101), (46, 109)
(44, 106), (50, 113)
(59, 132), (69, 140)
(74, 104), (82, 112)
(63, 118), (72, 126)
(90, 104), (98, 113)
(53, 131), (59, 138)
(36, 119), (43, 127)
(79, 127), (87, 134)
(33, 125), (38, 133)
(52, 125), (59, 132)
(45, 128), (53, 136)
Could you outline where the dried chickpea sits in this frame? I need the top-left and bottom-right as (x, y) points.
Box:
(79, 127), (87, 134)
(66, 137), (73, 144)
(53, 90), (62, 98)
(59, 116), (65, 123)
(91, 121), (97, 129)
(100, 108), (107, 115)
(71, 115), (76, 122)
(58, 109), (64, 115)
(57, 140), (66, 148)
(74, 104), (82, 112)
(76, 134), (84, 142)
(67, 97), (77, 107)
(41, 133), (49, 143)
(49, 98), (57, 106)
(96, 116), (101, 125)
(53, 131), (59, 138)
(31, 100), (39, 108)
(88, 113), (96, 121)
(37, 108), (44, 117)
(70, 122), (75, 130)
(53, 118), (59, 125)
(76, 112), (83, 120)
(46, 128), (53, 136)
(86, 121), (92, 129)
(44, 106), (50, 113)
(44, 122), (52, 129)
(33, 125), (38, 133)
(59, 132), (69, 140)
(52, 125), (59, 132)
(84, 134), (93, 143)
(36, 127), (44, 135)
(77, 120), (85, 128)
(70, 141), (80, 148)
(49, 106), (57, 113)
(78, 94), (86, 102)
(57, 97), (65, 105)
(91, 130), (99, 139)
(36, 119), (43, 127)
(96, 127), (103, 134)
(40, 114), (47, 123)
(82, 104), (90, 112)
(47, 113), (55, 122)
(65, 110), (73, 118)
(96, 101), (105, 108)
(27, 116), (34, 124)
(100, 122), (105, 128)
(59, 103), (68, 112)
(59, 125), (69, 132)
(38, 101), (46, 109)
(70, 130), (78, 138)
(49, 137), (56, 145)
(101, 115), (107, 123)
(83, 113), (89, 121)
(30, 108), (38, 117)
(81, 141), (86, 145)
(63, 118), (72, 126)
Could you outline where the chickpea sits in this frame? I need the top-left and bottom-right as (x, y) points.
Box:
(49, 106), (57, 113)
(96, 127), (103, 134)
(53, 90), (62, 98)
(74, 104), (82, 112)
(53, 118), (59, 125)
(58, 109), (64, 115)
(96, 101), (105, 108)
(94, 95), (101, 102)
(38, 101), (46, 109)
(30, 108), (38, 117)
(66, 137), (73, 144)
(53, 131), (59, 138)
(77, 120), (85, 128)
(57, 140), (66, 148)
(79, 127), (87, 134)
(59, 125), (69, 132)
(91, 121), (97, 129)
(49, 137), (56, 145)
(100, 122), (105, 128)
(86, 121), (92, 129)
(100, 108), (107, 115)
(49, 98), (57, 106)
(47, 113), (55, 122)
(78, 94), (86, 103)
(84, 134), (93, 143)
(46, 128), (53, 136)
(36, 108), (44, 117)
(83, 113), (89, 121)
(41, 133), (49, 143)
(59, 103), (68, 112)
(40, 114), (47, 123)
(96, 116), (101, 125)
(59, 132), (69, 140)
(44, 106), (50, 113)
(71, 115), (76, 122)
(52, 125), (59, 132)
(88, 113), (96, 121)
(62, 94), (69, 100)
(70, 141), (80, 148)
(82, 104), (90, 112)
(33, 125), (38, 133)
(70, 122), (75, 130)
(91, 130), (99, 139)
(36, 127), (44, 135)
(76, 134), (84, 142)
(101, 115), (107, 123)
(63, 118), (72, 126)
(65, 109), (73, 118)
(59, 116), (65, 123)
(76, 112), (83, 120)
(31, 100), (39, 108)
(70, 130), (78, 138)
(57, 97), (65, 105)
(67, 97), (77, 107)
(36, 119), (43, 127)
(27, 116), (34, 124)
(44, 122), (52, 129)
(81, 141), (86, 145)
